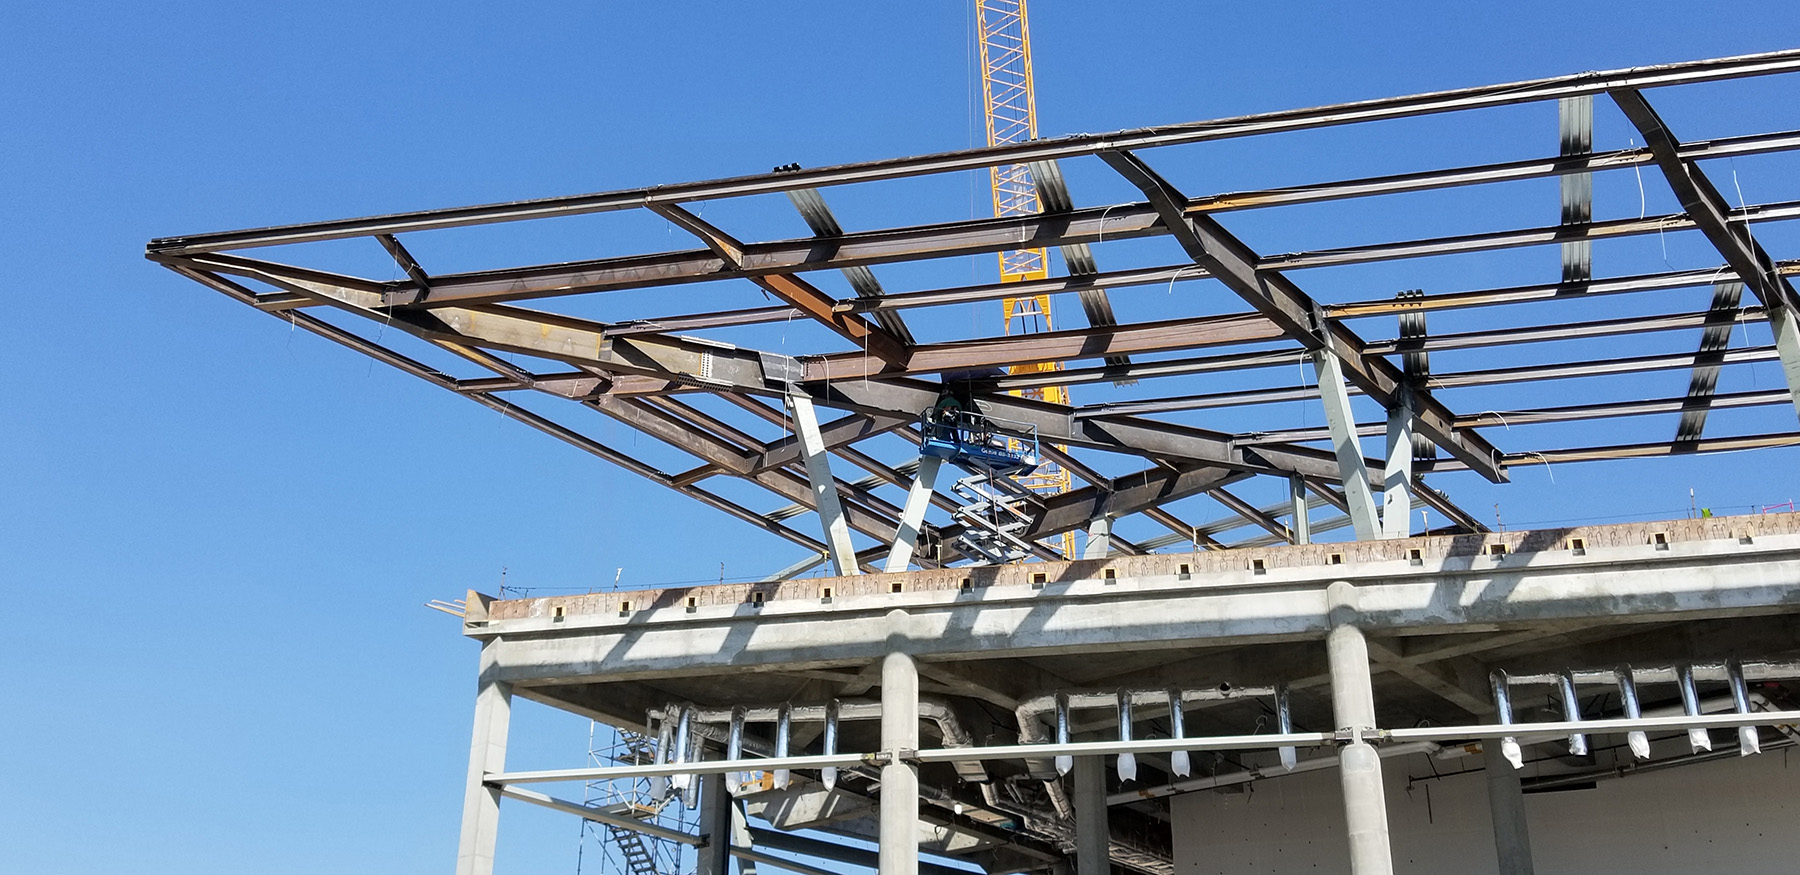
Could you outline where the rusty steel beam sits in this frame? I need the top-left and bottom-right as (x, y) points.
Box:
(1612, 88), (1800, 313)
(147, 50), (1800, 256)
(1097, 147), (1507, 483)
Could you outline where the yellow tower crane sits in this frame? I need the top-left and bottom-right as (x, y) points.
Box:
(976, 0), (1075, 557)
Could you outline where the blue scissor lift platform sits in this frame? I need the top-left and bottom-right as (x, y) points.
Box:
(917, 403), (1040, 478)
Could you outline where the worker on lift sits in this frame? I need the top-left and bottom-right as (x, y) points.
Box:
(918, 394), (1040, 478)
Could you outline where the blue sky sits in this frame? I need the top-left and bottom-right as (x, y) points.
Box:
(5, 3), (1799, 874)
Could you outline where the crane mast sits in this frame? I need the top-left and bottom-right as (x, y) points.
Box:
(976, 0), (1075, 556)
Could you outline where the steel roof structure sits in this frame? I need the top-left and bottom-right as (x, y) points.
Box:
(147, 50), (1800, 574)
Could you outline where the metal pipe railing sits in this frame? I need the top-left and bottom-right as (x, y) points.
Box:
(481, 709), (1800, 787)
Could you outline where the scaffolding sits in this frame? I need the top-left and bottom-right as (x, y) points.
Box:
(574, 724), (693, 875)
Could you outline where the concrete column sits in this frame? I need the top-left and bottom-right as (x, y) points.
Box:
(1073, 756), (1110, 875)
(1380, 391), (1413, 540)
(730, 802), (759, 875)
(1082, 515), (1111, 560)
(1311, 351), (1381, 540)
(1325, 582), (1394, 875)
(1289, 475), (1311, 545)
(885, 455), (943, 573)
(1484, 740), (1536, 875)
(880, 651), (920, 875)
(1772, 303), (1800, 422)
(787, 392), (859, 575)
(455, 641), (513, 875)
(698, 773), (733, 875)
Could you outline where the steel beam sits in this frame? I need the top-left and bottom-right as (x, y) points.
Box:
(1097, 147), (1505, 483)
(1675, 282), (1747, 448)
(1559, 95), (1594, 288)
(147, 50), (1800, 256)
(1207, 487), (1294, 544)
(755, 272), (909, 365)
(1239, 389), (1797, 446)
(1004, 465), (1247, 545)
(1031, 157), (1131, 374)
(146, 148), (1800, 316)
(1329, 261), (1798, 319)
(810, 312), (1284, 382)
(786, 185), (916, 345)
(1612, 88), (1800, 313)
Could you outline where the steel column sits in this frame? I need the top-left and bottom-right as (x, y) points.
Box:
(1073, 755), (1109, 875)
(1483, 740), (1536, 875)
(1082, 515), (1112, 560)
(885, 456), (943, 573)
(1313, 351), (1382, 539)
(1289, 475), (1313, 545)
(1326, 582), (1395, 875)
(455, 641), (512, 875)
(880, 651), (920, 875)
(787, 392), (859, 575)
(1381, 392), (1414, 540)
(1773, 304), (1800, 422)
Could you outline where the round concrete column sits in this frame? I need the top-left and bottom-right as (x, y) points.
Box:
(1326, 581), (1394, 875)
(880, 611), (920, 875)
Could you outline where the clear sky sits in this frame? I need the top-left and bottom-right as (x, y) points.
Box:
(4, 3), (1799, 874)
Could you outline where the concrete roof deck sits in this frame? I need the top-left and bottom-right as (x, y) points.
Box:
(471, 513), (1800, 636)
(463, 511), (1800, 742)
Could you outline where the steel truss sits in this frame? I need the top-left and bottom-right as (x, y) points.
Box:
(149, 50), (1800, 570)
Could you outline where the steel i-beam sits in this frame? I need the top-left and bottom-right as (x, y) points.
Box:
(1313, 350), (1382, 540)
(885, 455), (944, 573)
(1382, 390), (1415, 539)
(787, 393), (860, 575)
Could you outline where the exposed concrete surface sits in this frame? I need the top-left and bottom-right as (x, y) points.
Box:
(464, 516), (1800, 685)
(1170, 745), (1800, 875)
(480, 515), (1798, 627)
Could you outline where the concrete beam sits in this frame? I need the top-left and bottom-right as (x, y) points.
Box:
(1367, 639), (1492, 716)
(480, 533), (1800, 684)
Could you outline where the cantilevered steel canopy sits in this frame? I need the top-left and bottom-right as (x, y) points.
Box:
(148, 50), (1800, 572)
